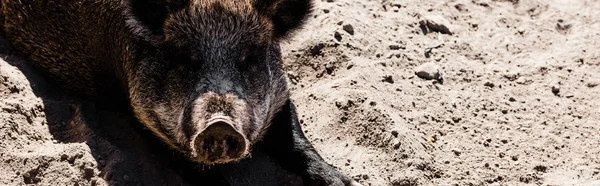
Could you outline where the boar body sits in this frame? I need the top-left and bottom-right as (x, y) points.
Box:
(1, 0), (360, 185)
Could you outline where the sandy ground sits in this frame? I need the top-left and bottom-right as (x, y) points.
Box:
(1, 0), (600, 185)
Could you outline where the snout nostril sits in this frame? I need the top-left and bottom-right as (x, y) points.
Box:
(225, 135), (245, 158)
(202, 137), (214, 151)
(226, 136), (237, 151)
(193, 120), (247, 163)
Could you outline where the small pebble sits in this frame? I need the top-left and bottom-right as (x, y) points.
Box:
(452, 117), (461, 123)
(382, 75), (394, 83)
(454, 4), (467, 12)
(414, 62), (441, 80)
(452, 148), (462, 156)
(499, 152), (506, 158)
(343, 24), (355, 35)
(534, 165), (547, 172)
(552, 85), (560, 96)
(419, 15), (453, 35)
(391, 130), (399, 137)
(60, 154), (69, 161)
(334, 31), (342, 41)
(511, 155), (519, 161)
(392, 138), (401, 149)
(484, 82), (495, 88)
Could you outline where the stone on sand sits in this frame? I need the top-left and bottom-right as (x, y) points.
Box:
(414, 62), (441, 80)
(419, 15), (453, 35)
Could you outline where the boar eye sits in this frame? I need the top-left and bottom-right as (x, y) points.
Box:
(164, 48), (195, 68)
(240, 53), (255, 65)
(238, 48), (262, 69)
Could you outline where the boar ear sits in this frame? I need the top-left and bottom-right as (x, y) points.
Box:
(254, 0), (313, 39)
(128, 0), (190, 35)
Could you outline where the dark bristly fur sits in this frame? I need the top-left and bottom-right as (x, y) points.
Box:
(1, 0), (360, 185)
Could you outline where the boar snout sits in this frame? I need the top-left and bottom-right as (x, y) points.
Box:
(192, 116), (247, 164)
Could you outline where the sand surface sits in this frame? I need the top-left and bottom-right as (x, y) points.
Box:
(1, 0), (600, 185)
